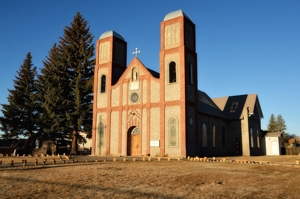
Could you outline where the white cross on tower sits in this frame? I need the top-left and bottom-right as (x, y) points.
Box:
(132, 47), (141, 57)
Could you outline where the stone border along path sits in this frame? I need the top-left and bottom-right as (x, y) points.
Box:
(0, 155), (300, 169)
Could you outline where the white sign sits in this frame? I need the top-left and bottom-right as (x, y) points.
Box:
(130, 82), (139, 90)
(150, 140), (160, 147)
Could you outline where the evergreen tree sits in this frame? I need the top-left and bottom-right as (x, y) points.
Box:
(267, 113), (289, 146)
(0, 52), (39, 148)
(37, 44), (70, 142)
(58, 12), (95, 154)
(267, 114), (277, 131)
(276, 114), (287, 133)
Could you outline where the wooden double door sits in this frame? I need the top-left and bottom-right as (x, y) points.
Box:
(127, 126), (140, 156)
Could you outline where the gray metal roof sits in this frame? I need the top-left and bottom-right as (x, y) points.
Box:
(164, 9), (192, 22)
(99, 30), (124, 40)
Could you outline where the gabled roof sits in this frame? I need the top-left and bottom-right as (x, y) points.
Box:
(212, 94), (263, 120)
(132, 57), (160, 78)
(198, 90), (228, 119)
(113, 57), (159, 86)
(264, 132), (281, 137)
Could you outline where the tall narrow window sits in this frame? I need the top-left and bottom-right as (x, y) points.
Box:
(169, 118), (178, 147)
(257, 130), (260, 148)
(222, 127), (226, 148)
(250, 128), (254, 148)
(212, 125), (216, 147)
(169, 61), (176, 83)
(188, 63), (193, 85)
(202, 123), (207, 147)
(100, 75), (106, 93)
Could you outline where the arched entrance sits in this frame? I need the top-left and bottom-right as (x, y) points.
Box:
(127, 126), (140, 156)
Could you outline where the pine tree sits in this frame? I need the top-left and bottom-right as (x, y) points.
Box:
(267, 113), (289, 146)
(276, 114), (287, 133)
(0, 52), (39, 148)
(37, 44), (70, 142)
(58, 12), (95, 155)
(267, 114), (277, 131)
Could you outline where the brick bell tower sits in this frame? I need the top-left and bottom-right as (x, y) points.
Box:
(92, 31), (127, 155)
(160, 10), (198, 157)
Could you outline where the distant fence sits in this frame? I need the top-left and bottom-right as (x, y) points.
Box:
(285, 147), (300, 155)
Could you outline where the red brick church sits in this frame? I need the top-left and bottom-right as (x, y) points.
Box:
(91, 10), (263, 157)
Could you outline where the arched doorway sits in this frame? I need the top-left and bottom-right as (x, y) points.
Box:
(127, 126), (140, 156)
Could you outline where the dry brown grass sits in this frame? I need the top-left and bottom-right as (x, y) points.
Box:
(1, 156), (300, 199)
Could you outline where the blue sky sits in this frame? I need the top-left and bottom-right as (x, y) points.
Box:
(0, 1), (299, 136)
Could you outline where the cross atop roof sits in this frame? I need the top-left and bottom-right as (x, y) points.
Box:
(132, 47), (141, 57)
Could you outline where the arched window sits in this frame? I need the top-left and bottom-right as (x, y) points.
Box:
(100, 75), (106, 93)
(132, 127), (140, 135)
(202, 123), (207, 147)
(132, 67), (138, 81)
(188, 63), (193, 85)
(257, 130), (260, 148)
(99, 121), (105, 146)
(169, 61), (176, 83)
(222, 127), (226, 148)
(169, 118), (178, 147)
(212, 125), (216, 147)
(250, 128), (254, 148)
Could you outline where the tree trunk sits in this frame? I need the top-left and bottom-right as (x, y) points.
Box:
(70, 130), (78, 155)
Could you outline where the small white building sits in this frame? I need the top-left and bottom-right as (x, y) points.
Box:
(264, 132), (281, 155)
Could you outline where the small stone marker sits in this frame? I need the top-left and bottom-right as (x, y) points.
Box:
(142, 157), (145, 161)
(23, 154), (25, 157)
(123, 158), (126, 162)
(148, 157), (151, 161)
(157, 157), (160, 161)
(86, 159), (89, 163)
(168, 157), (170, 161)
(53, 158), (56, 164)
(113, 158), (116, 162)
(95, 159), (98, 162)
(133, 158), (136, 162)
(103, 159), (106, 162)
(11, 160), (14, 167)
(177, 158), (180, 161)
(17, 154), (19, 157)
(35, 159), (38, 166)
(296, 160), (299, 165)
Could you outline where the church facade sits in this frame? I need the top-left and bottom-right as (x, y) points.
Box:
(91, 10), (263, 157)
